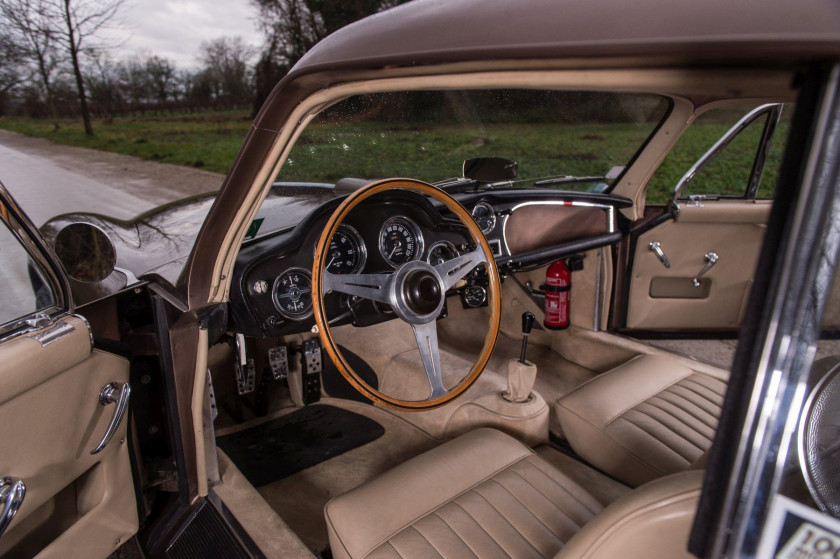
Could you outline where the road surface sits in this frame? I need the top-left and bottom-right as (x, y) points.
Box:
(0, 129), (226, 322)
(0, 129), (224, 226)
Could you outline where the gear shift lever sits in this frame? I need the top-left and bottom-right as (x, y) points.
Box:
(505, 312), (538, 403)
(520, 312), (535, 364)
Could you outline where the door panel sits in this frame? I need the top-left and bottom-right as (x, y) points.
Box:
(0, 316), (137, 558)
(627, 202), (770, 330)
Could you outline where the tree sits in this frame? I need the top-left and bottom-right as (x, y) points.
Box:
(1, 0), (63, 127)
(52, 0), (127, 135)
(249, 0), (400, 112)
(198, 37), (254, 109)
(145, 55), (176, 109)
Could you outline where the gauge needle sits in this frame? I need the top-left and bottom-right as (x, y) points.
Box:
(389, 240), (401, 259)
(327, 255), (337, 269)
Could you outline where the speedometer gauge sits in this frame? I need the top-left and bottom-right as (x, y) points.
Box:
(272, 268), (313, 319)
(327, 225), (366, 274)
(379, 216), (424, 266)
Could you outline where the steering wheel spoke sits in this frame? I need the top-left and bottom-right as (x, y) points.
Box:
(434, 246), (486, 291)
(411, 320), (447, 400)
(323, 270), (393, 305)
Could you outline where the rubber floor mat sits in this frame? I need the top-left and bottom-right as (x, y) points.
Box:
(216, 404), (385, 487)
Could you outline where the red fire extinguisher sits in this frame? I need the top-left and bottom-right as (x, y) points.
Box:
(544, 259), (571, 330)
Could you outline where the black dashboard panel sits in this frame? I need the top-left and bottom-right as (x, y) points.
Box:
(229, 185), (632, 338)
(230, 189), (474, 337)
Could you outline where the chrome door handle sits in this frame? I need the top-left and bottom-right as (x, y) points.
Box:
(649, 241), (671, 268)
(692, 252), (719, 287)
(0, 478), (25, 538)
(91, 382), (131, 455)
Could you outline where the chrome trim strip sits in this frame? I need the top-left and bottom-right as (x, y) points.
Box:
(29, 320), (76, 347)
(501, 200), (616, 256)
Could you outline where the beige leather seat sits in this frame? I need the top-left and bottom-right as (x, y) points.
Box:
(555, 354), (727, 487)
(325, 428), (702, 559)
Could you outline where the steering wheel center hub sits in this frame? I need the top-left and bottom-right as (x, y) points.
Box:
(391, 260), (445, 324)
(403, 270), (442, 315)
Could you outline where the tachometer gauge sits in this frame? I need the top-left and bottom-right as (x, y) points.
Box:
(426, 240), (459, 266)
(379, 216), (424, 266)
(471, 202), (497, 234)
(272, 268), (313, 319)
(327, 225), (366, 274)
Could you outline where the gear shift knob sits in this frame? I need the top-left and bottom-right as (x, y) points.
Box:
(522, 312), (535, 336)
(520, 312), (535, 364)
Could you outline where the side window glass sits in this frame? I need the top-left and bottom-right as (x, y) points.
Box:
(0, 220), (57, 327)
(646, 104), (792, 204)
(682, 112), (767, 199)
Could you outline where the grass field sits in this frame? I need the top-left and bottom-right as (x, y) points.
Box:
(0, 108), (787, 204)
(0, 111), (253, 174)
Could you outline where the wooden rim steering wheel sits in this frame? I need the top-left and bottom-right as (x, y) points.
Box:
(312, 178), (501, 411)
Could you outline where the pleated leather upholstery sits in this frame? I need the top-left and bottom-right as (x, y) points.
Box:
(556, 354), (728, 487)
(325, 428), (602, 559)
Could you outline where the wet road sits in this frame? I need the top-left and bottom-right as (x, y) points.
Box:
(0, 141), (155, 226)
(0, 131), (223, 321)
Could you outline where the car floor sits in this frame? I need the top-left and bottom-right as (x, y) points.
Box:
(210, 320), (620, 555)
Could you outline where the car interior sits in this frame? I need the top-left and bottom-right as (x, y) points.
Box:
(4, 64), (840, 558)
(193, 86), (825, 557)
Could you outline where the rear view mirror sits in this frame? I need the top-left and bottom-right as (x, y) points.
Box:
(463, 157), (518, 183)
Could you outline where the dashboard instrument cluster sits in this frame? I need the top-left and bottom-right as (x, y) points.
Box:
(230, 186), (631, 338)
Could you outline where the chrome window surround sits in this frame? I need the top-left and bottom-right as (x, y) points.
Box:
(672, 103), (784, 203)
(705, 68), (840, 557)
(0, 181), (71, 342)
(500, 200), (615, 256)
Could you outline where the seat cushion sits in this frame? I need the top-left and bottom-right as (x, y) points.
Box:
(555, 354), (727, 486)
(325, 428), (603, 559)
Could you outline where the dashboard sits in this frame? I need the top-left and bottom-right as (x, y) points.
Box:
(229, 185), (631, 338)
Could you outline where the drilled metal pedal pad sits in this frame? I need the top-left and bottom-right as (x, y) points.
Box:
(268, 346), (289, 380)
(301, 338), (322, 404)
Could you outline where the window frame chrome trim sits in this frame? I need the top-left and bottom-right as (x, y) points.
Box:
(0, 180), (72, 341)
(672, 103), (784, 203)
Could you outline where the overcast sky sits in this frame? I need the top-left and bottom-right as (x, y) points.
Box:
(107, 0), (261, 69)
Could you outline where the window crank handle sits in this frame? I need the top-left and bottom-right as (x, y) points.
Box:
(649, 241), (671, 269)
(693, 252), (719, 287)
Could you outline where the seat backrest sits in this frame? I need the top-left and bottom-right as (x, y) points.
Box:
(555, 470), (703, 559)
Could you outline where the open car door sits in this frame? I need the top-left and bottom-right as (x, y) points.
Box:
(0, 183), (137, 557)
(620, 103), (786, 333)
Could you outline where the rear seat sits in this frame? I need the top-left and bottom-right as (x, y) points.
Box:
(555, 354), (728, 486)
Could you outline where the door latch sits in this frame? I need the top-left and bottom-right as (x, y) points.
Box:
(693, 252), (719, 287)
(91, 382), (131, 454)
(649, 241), (671, 268)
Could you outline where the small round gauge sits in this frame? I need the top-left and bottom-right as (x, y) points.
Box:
(471, 202), (497, 234)
(272, 268), (313, 319)
(379, 216), (424, 266)
(326, 225), (366, 274)
(463, 285), (487, 307)
(426, 240), (459, 266)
